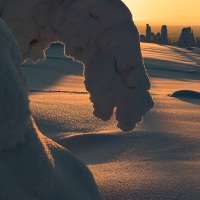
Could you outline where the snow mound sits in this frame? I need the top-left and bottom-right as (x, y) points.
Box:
(1, 0), (154, 131)
(0, 18), (101, 200)
(171, 90), (200, 99)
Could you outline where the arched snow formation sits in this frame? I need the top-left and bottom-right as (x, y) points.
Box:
(0, 0), (154, 132)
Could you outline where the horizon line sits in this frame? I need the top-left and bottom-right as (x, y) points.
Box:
(134, 23), (200, 27)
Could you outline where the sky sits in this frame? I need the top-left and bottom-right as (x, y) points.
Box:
(122, 0), (200, 26)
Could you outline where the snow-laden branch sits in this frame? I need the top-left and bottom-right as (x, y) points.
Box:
(0, 0), (154, 132)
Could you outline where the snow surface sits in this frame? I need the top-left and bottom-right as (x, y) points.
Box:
(0, 18), (101, 200)
(0, 0), (154, 131)
(25, 42), (200, 199)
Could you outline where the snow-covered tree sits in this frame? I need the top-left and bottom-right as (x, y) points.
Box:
(196, 37), (200, 48)
(155, 32), (162, 44)
(177, 27), (195, 48)
(140, 34), (146, 42)
(191, 30), (196, 47)
(1, 0), (154, 132)
(146, 24), (152, 43)
(161, 25), (169, 45)
(0, 0), (154, 199)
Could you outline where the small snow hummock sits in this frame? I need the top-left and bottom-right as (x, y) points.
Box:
(0, 18), (101, 200)
(171, 90), (200, 99)
(1, 0), (154, 132)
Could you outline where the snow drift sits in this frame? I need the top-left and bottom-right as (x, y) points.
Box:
(0, 0), (154, 131)
(0, 18), (101, 200)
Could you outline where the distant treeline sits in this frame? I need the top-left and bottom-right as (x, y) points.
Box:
(138, 24), (200, 48)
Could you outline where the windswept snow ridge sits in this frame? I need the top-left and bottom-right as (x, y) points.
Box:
(0, 0), (153, 131)
(0, 18), (101, 200)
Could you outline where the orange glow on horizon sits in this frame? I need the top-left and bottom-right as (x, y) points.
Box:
(122, 0), (200, 26)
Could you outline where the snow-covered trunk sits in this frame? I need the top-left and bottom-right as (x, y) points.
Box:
(1, 0), (154, 132)
(0, 18), (31, 150)
(0, 18), (101, 200)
